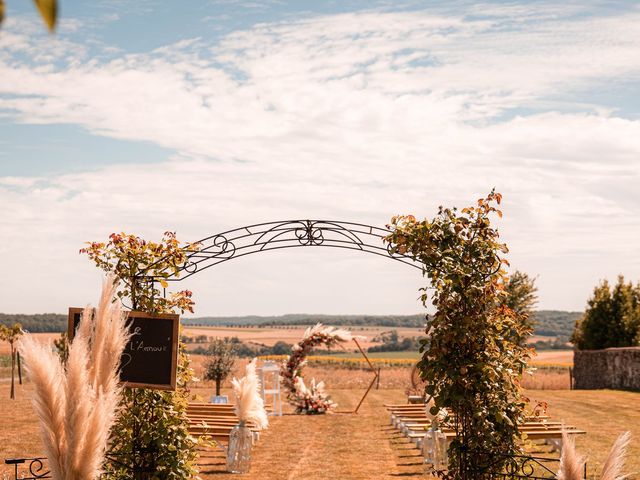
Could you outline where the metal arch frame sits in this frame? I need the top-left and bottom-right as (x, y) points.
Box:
(136, 219), (421, 283)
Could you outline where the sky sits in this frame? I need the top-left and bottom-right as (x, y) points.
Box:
(1, 0), (639, 317)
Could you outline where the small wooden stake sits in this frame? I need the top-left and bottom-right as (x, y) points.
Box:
(10, 348), (15, 400)
(352, 338), (379, 414)
(17, 351), (22, 385)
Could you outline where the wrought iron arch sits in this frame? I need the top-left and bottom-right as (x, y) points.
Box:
(137, 219), (420, 284)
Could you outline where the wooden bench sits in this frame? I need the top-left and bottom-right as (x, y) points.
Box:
(409, 428), (585, 443)
(186, 402), (265, 444)
(399, 421), (566, 435)
(386, 400), (583, 455)
(385, 405), (550, 421)
(402, 424), (571, 438)
(406, 429), (586, 452)
(189, 416), (241, 423)
(391, 412), (550, 427)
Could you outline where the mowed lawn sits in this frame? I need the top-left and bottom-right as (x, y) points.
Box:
(527, 389), (640, 477)
(1, 382), (638, 479)
(303, 349), (575, 364)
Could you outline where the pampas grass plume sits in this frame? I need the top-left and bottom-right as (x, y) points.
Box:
(232, 358), (269, 430)
(303, 323), (353, 342)
(557, 430), (586, 480)
(557, 430), (632, 480)
(18, 335), (67, 479)
(600, 432), (632, 480)
(19, 274), (130, 480)
(63, 331), (92, 476)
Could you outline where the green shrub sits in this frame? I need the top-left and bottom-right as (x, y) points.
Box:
(573, 276), (640, 350)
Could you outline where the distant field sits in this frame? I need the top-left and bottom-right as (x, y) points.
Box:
(0, 331), (572, 365)
(1, 324), (566, 356)
(0, 332), (58, 356)
(182, 325), (567, 350)
(296, 349), (573, 365)
(529, 335), (558, 342)
(331, 350), (420, 359)
(531, 349), (573, 365)
(2, 384), (637, 479)
(182, 325), (424, 350)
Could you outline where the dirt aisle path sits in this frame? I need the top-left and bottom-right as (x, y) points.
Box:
(202, 389), (425, 479)
(0, 384), (426, 479)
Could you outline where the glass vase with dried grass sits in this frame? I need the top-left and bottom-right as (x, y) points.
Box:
(226, 420), (253, 474)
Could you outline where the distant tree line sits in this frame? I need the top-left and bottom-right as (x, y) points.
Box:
(368, 330), (422, 352)
(182, 313), (427, 328)
(531, 338), (571, 350)
(181, 334), (211, 344)
(533, 311), (581, 337)
(3, 309), (582, 339)
(573, 275), (640, 350)
(187, 336), (293, 357)
(0, 313), (66, 332)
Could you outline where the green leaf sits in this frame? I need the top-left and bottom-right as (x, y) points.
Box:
(33, 0), (57, 32)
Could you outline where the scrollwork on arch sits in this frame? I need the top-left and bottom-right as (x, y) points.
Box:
(137, 219), (421, 283)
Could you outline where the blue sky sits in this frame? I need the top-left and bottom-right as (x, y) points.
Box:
(1, 1), (639, 315)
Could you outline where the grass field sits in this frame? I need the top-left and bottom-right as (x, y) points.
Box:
(0, 329), (572, 362)
(182, 325), (424, 350)
(1, 346), (573, 390)
(0, 332), (574, 395)
(532, 350), (573, 365)
(331, 350), (421, 359)
(1, 382), (638, 479)
(182, 326), (568, 353)
(306, 349), (574, 364)
(529, 389), (640, 478)
(1, 330), (627, 478)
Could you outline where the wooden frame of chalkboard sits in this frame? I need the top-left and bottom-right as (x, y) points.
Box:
(68, 308), (180, 391)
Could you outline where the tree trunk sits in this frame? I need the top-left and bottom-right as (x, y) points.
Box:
(17, 351), (22, 385)
(10, 346), (16, 400)
(216, 375), (221, 396)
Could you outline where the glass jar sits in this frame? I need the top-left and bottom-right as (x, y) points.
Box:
(423, 427), (448, 471)
(434, 430), (448, 471)
(226, 421), (253, 474)
(423, 429), (436, 465)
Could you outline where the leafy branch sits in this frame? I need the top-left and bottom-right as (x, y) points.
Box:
(0, 0), (57, 32)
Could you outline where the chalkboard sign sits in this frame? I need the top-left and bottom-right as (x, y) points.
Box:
(68, 308), (179, 390)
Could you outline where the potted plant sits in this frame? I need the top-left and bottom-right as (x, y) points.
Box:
(204, 338), (237, 403)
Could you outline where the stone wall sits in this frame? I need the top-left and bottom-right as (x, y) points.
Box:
(573, 347), (640, 390)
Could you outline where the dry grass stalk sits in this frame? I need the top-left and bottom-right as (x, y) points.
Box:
(18, 335), (67, 479)
(557, 429), (632, 480)
(600, 431), (632, 480)
(557, 430), (586, 480)
(63, 331), (92, 476)
(19, 275), (129, 480)
(231, 358), (269, 430)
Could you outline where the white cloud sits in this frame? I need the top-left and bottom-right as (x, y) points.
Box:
(0, 5), (639, 314)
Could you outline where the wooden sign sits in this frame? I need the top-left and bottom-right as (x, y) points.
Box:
(68, 308), (179, 390)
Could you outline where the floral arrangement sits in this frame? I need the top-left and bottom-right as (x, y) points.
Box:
(280, 323), (353, 414)
(231, 358), (269, 430)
